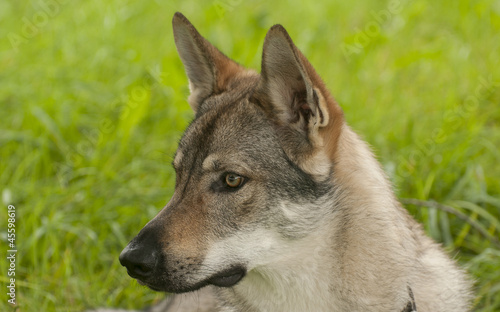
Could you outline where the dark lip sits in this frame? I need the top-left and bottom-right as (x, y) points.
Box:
(125, 269), (140, 280)
(131, 265), (247, 293)
(145, 283), (163, 292)
(134, 278), (164, 292)
(207, 266), (246, 288)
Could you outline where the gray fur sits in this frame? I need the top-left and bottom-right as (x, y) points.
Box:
(114, 12), (473, 312)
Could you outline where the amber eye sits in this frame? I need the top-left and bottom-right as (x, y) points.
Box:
(225, 173), (243, 188)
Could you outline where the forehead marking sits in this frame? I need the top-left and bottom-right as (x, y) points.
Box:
(202, 154), (219, 172)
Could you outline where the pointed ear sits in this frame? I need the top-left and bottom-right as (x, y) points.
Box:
(172, 12), (243, 112)
(253, 25), (344, 174)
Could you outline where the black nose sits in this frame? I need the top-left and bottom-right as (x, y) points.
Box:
(119, 245), (157, 279)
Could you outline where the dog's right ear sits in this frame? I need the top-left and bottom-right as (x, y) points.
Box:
(172, 12), (243, 112)
(251, 25), (344, 176)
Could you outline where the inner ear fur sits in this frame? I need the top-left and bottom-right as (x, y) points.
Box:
(252, 24), (344, 162)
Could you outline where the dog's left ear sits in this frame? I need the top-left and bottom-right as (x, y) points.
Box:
(172, 12), (243, 112)
(253, 25), (344, 171)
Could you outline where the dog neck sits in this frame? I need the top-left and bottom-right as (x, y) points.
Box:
(214, 223), (342, 311)
(213, 125), (416, 311)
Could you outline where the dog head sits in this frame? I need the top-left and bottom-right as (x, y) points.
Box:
(119, 12), (344, 293)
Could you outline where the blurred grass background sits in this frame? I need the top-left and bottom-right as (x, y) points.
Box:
(1, 0), (499, 311)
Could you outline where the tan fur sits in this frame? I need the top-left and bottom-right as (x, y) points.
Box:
(158, 191), (210, 258)
(251, 24), (345, 178)
(117, 13), (473, 312)
(297, 48), (345, 162)
(329, 125), (473, 311)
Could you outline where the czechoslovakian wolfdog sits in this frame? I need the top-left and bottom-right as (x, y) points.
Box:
(118, 12), (472, 312)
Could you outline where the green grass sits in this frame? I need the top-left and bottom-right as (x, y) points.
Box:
(1, 0), (499, 311)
